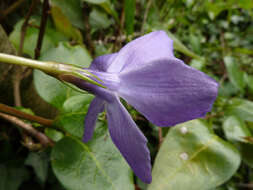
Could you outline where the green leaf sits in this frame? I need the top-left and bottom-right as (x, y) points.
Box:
(245, 74), (253, 94)
(81, 0), (119, 22)
(51, 6), (83, 43)
(224, 56), (246, 92)
(33, 42), (92, 108)
(148, 120), (241, 190)
(51, 124), (134, 190)
(226, 98), (253, 122)
(124, 0), (135, 35)
(45, 128), (64, 142)
(222, 116), (253, 168)
(25, 152), (49, 184)
(166, 31), (203, 60)
(9, 17), (67, 58)
(54, 94), (94, 138)
(222, 116), (251, 143)
(205, 1), (233, 20)
(89, 8), (112, 31)
(234, 0), (253, 9)
(50, 0), (84, 29)
(0, 164), (29, 190)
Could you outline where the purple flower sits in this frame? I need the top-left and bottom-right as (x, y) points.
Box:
(64, 31), (218, 183)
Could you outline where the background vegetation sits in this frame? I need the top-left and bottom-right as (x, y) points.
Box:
(0, 0), (253, 189)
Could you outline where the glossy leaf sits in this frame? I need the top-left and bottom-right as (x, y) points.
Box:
(124, 0), (135, 35)
(148, 120), (241, 190)
(51, 123), (134, 190)
(224, 56), (246, 92)
(222, 116), (251, 143)
(45, 128), (64, 142)
(226, 98), (253, 122)
(54, 94), (94, 138)
(33, 42), (92, 108)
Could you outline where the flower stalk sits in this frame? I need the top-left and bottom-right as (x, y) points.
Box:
(0, 53), (105, 88)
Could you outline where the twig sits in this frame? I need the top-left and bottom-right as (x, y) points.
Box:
(237, 183), (253, 189)
(13, 0), (38, 107)
(34, 0), (50, 59)
(83, 3), (95, 56)
(0, 0), (26, 21)
(135, 185), (143, 190)
(141, 0), (152, 33)
(0, 112), (54, 147)
(0, 103), (53, 126)
(19, 0), (38, 56)
(13, 75), (22, 107)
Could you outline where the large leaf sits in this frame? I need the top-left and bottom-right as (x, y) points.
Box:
(224, 56), (246, 92)
(54, 94), (94, 138)
(9, 17), (67, 58)
(33, 42), (92, 108)
(226, 98), (253, 122)
(51, 123), (134, 190)
(148, 120), (241, 190)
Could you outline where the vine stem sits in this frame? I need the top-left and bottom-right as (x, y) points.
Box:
(0, 112), (54, 147)
(0, 53), (105, 88)
(0, 103), (53, 126)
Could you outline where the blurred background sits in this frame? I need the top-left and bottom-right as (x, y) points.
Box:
(0, 0), (253, 189)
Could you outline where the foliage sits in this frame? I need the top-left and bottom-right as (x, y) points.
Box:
(0, 0), (253, 189)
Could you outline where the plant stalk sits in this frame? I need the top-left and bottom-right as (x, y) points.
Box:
(0, 53), (105, 88)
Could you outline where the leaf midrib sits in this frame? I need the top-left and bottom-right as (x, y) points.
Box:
(156, 135), (218, 190)
(73, 137), (117, 190)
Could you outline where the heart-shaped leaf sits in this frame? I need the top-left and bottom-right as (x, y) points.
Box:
(51, 123), (134, 190)
(33, 42), (92, 108)
(148, 120), (241, 190)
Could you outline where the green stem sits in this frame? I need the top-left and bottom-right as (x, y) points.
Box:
(0, 53), (105, 88)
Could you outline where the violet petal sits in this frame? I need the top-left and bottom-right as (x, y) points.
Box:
(83, 97), (105, 142)
(106, 96), (152, 183)
(107, 31), (174, 73)
(118, 58), (218, 126)
(89, 53), (118, 72)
